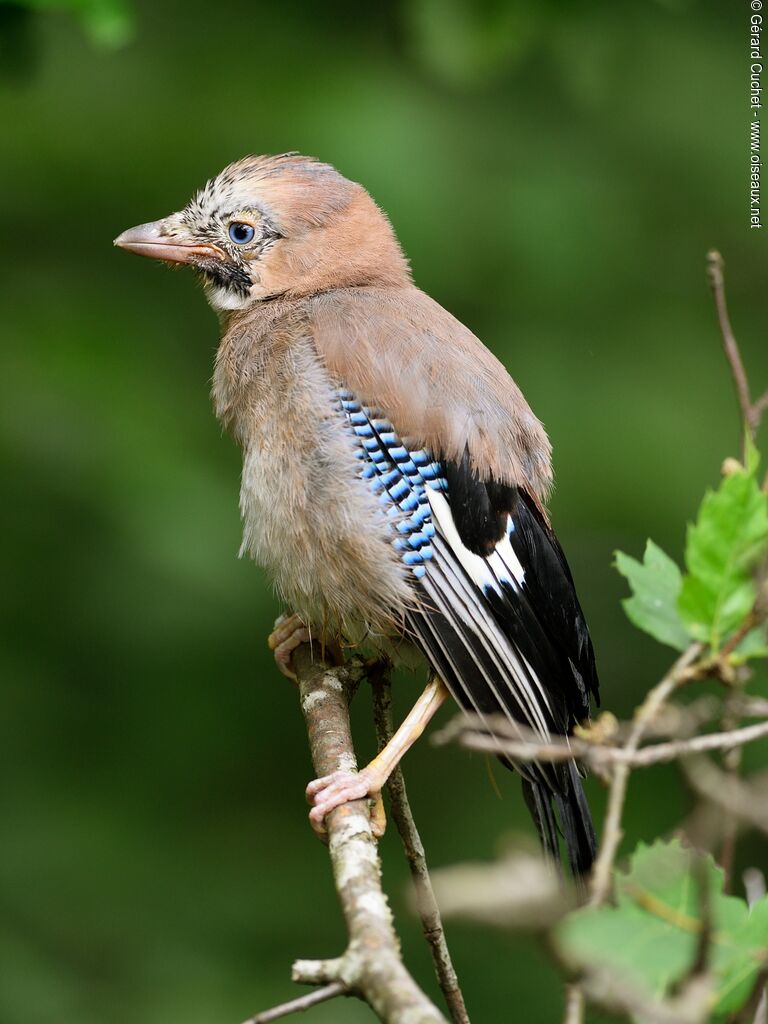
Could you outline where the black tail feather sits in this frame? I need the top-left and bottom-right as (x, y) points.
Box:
(523, 764), (596, 878)
(522, 777), (561, 864)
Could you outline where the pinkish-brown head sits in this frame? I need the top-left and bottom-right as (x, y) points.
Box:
(114, 153), (410, 312)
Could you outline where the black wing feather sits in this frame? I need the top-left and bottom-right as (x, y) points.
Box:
(443, 454), (598, 724)
(510, 492), (599, 720)
(407, 453), (599, 876)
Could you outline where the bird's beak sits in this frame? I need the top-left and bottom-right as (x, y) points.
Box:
(113, 220), (224, 265)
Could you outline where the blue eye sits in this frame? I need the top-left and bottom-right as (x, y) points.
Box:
(228, 222), (255, 245)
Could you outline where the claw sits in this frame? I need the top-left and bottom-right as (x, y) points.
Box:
(306, 767), (386, 839)
(369, 791), (387, 838)
(268, 613), (310, 680)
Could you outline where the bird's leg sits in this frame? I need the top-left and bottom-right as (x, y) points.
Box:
(306, 673), (450, 838)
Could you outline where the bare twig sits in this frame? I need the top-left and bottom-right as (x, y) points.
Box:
(707, 250), (768, 448)
(707, 242), (768, 874)
(437, 713), (768, 769)
(563, 984), (585, 1024)
(719, 607), (762, 660)
(734, 696), (768, 718)
(755, 391), (768, 423)
(579, 967), (712, 1024)
(588, 644), (703, 907)
(553, 253), (767, 1024)
(371, 672), (470, 1024)
(242, 983), (347, 1023)
(252, 645), (447, 1024)
(739, 969), (768, 1024)
(686, 857), (712, 980)
(681, 757), (768, 837)
(431, 849), (571, 931)
(744, 867), (767, 906)
(718, 688), (745, 891)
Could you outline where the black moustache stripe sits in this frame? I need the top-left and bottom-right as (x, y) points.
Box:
(195, 259), (251, 297)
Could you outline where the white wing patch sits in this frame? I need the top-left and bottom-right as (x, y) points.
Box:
(426, 487), (526, 591)
(425, 485), (552, 738)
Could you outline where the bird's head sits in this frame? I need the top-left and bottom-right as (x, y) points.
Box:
(114, 153), (410, 314)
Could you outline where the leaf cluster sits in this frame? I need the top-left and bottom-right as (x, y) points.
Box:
(616, 450), (768, 656)
(556, 839), (768, 1020)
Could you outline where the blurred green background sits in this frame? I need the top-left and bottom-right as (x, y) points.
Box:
(1, 1), (766, 1021)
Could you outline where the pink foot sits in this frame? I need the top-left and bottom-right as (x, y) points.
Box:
(267, 613), (310, 680)
(306, 768), (386, 839)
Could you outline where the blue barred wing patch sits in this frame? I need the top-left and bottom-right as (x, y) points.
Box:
(337, 389), (447, 579)
(337, 386), (563, 751)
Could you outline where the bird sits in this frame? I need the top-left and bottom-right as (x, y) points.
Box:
(114, 153), (600, 877)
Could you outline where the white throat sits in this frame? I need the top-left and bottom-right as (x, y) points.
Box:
(204, 282), (257, 312)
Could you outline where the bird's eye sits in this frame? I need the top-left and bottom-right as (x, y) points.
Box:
(228, 222), (255, 245)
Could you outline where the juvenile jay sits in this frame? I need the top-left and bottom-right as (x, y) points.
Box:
(115, 154), (600, 876)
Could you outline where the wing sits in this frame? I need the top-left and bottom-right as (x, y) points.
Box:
(337, 390), (598, 748)
(308, 285), (553, 497)
(335, 387), (599, 874)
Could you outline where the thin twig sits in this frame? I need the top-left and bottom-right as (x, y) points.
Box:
(733, 966), (768, 1024)
(718, 688), (745, 891)
(736, 696), (768, 717)
(706, 250), (768, 883)
(588, 644), (703, 907)
(242, 983), (347, 1023)
(719, 607), (762, 659)
(755, 391), (768, 422)
(681, 757), (768, 837)
(557, 253), (765, 1022)
(744, 867), (767, 906)
(564, 643), (702, 1024)
(707, 250), (768, 448)
(371, 672), (470, 1024)
(439, 714), (768, 769)
(578, 967), (711, 1024)
(563, 984), (585, 1024)
(687, 857), (712, 979)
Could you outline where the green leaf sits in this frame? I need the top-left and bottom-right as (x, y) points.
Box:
(615, 541), (691, 651)
(678, 463), (768, 650)
(555, 839), (768, 1018)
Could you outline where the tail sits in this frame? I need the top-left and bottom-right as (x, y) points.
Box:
(522, 762), (596, 878)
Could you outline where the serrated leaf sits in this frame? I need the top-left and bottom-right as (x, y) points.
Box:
(615, 541), (691, 651)
(678, 464), (768, 651)
(555, 839), (768, 1018)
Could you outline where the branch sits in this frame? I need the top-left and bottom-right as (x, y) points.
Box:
(707, 250), (768, 446)
(370, 672), (470, 1024)
(250, 645), (447, 1024)
(436, 711), (768, 769)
